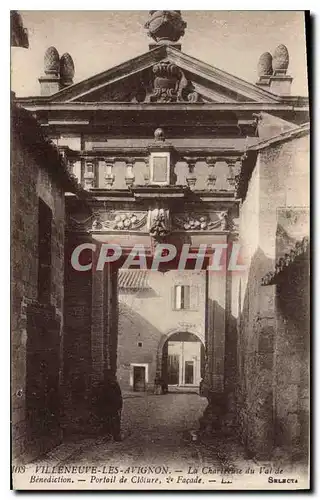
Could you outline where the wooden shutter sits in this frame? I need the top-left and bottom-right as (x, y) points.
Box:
(190, 285), (199, 310)
(183, 285), (190, 309)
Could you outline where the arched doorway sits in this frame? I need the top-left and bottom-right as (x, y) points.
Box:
(161, 332), (205, 391)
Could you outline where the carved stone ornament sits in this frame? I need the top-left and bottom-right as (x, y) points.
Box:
(145, 11), (187, 43)
(257, 52), (273, 77)
(149, 208), (171, 243)
(173, 212), (231, 232)
(112, 213), (145, 230)
(273, 44), (289, 72)
(90, 212), (148, 232)
(219, 211), (229, 231)
(150, 61), (199, 103)
(60, 52), (75, 85)
(44, 46), (59, 75)
(154, 127), (165, 142)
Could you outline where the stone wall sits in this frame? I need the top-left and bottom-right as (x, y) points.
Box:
(274, 256), (309, 461)
(62, 235), (93, 434)
(11, 128), (65, 461)
(236, 133), (309, 460)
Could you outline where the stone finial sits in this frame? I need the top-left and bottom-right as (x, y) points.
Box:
(40, 46), (61, 96)
(257, 52), (273, 77)
(44, 46), (60, 76)
(145, 11), (187, 44)
(273, 44), (289, 73)
(256, 45), (292, 96)
(60, 52), (75, 86)
(154, 128), (165, 142)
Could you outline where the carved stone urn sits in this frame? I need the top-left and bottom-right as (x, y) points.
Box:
(145, 11), (187, 43)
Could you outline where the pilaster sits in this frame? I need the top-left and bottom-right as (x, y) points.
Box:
(91, 252), (105, 382)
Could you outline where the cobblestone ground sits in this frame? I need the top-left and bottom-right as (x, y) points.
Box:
(56, 393), (249, 470)
(26, 393), (308, 490)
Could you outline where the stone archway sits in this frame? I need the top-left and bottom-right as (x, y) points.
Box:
(156, 329), (205, 391)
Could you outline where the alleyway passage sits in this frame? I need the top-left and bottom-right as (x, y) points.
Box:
(22, 393), (309, 490)
(35, 393), (250, 470)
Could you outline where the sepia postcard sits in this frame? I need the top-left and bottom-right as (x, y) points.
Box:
(11, 10), (310, 490)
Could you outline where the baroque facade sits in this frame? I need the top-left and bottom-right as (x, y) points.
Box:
(12, 11), (309, 463)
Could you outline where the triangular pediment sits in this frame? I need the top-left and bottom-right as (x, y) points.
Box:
(44, 45), (283, 105)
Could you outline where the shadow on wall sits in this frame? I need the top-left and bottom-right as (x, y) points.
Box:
(117, 300), (163, 391)
(62, 243), (92, 435)
(237, 246), (277, 460)
(237, 245), (309, 463)
(275, 253), (309, 463)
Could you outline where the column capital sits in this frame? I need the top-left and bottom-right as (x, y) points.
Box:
(104, 158), (115, 189)
(184, 157), (198, 191)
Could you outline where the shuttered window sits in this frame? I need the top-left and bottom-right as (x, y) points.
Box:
(173, 285), (191, 310)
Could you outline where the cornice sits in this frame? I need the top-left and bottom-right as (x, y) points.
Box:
(15, 102), (309, 112)
(11, 102), (84, 196)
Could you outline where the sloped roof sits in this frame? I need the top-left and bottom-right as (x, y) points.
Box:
(118, 270), (151, 290)
(235, 122), (310, 201)
(247, 122), (310, 152)
(11, 101), (82, 194)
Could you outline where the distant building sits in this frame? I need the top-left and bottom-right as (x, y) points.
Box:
(117, 270), (206, 392)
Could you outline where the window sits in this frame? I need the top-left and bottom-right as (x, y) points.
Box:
(174, 285), (190, 310)
(38, 198), (52, 303)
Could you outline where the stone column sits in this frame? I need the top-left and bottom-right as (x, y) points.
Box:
(83, 160), (95, 189)
(206, 157), (217, 190)
(226, 158), (241, 190)
(200, 237), (227, 433)
(104, 157), (115, 189)
(184, 157), (197, 190)
(91, 259), (118, 380)
(143, 157), (150, 184)
(124, 157), (135, 187)
(106, 264), (119, 374)
(90, 255), (119, 432)
(91, 250), (105, 383)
